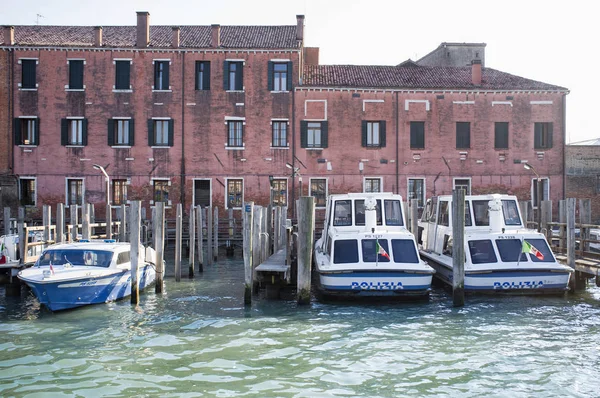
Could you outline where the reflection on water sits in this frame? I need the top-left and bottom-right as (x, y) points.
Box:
(1, 257), (600, 397)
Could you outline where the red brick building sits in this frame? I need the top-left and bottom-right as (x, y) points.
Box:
(0, 12), (568, 219)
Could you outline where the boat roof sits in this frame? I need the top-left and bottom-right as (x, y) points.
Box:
(47, 241), (132, 252)
(435, 193), (519, 202)
(328, 192), (405, 201)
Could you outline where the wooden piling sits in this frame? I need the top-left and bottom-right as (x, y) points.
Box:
(4, 207), (10, 236)
(18, 207), (25, 263)
(452, 189), (465, 307)
(56, 203), (65, 243)
(82, 204), (90, 240)
(243, 201), (254, 305)
(213, 206), (219, 261)
(267, 204), (273, 254)
(297, 196), (315, 305)
(207, 206), (213, 266)
(541, 200), (552, 238)
(410, 199), (418, 234)
(274, 206), (281, 253)
(119, 204), (127, 242)
(43, 205), (51, 242)
(252, 206), (262, 278)
(519, 201), (529, 229)
(566, 198), (577, 291)
(175, 203), (182, 282)
(196, 206), (204, 272)
(189, 204), (195, 278)
(261, 207), (268, 264)
(106, 202), (112, 240)
(559, 200), (566, 252)
(130, 201), (141, 305)
(154, 202), (165, 294)
(580, 199), (591, 253)
(70, 205), (78, 241)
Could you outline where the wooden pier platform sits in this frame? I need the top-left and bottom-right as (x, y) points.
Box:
(255, 249), (290, 299)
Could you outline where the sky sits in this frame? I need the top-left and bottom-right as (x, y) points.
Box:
(1, 0), (597, 144)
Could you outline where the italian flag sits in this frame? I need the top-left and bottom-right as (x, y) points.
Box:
(522, 240), (544, 260)
(376, 241), (390, 260)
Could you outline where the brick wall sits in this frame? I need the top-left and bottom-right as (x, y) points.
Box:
(566, 145), (600, 223)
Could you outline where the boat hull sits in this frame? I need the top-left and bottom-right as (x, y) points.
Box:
(421, 252), (571, 295)
(21, 265), (156, 311)
(315, 270), (432, 297)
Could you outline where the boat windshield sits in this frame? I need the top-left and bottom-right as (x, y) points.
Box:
(468, 239), (498, 264)
(391, 239), (420, 263)
(333, 240), (359, 264)
(495, 239), (528, 262)
(502, 200), (521, 226)
(355, 200), (382, 226)
(333, 200), (353, 226)
(522, 238), (554, 263)
(472, 200), (490, 226)
(37, 249), (113, 268)
(384, 200), (404, 226)
(361, 239), (391, 263)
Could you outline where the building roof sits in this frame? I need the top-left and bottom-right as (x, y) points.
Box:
(1, 25), (300, 49)
(302, 64), (568, 91)
(568, 138), (600, 146)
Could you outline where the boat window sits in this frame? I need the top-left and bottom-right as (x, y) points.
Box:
(355, 200), (382, 226)
(117, 251), (131, 265)
(37, 249), (113, 268)
(438, 202), (450, 226)
(468, 240), (498, 264)
(502, 200), (521, 226)
(524, 238), (554, 263)
(384, 200), (404, 226)
(463, 202), (472, 226)
(495, 239), (528, 262)
(333, 200), (353, 226)
(333, 239), (359, 264)
(391, 239), (420, 263)
(361, 239), (391, 263)
(472, 200), (490, 226)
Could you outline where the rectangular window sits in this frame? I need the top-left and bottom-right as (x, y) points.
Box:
(410, 121), (425, 149)
(61, 118), (87, 146)
(301, 121), (328, 149)
(112, 179), (128, 206)
(597, 176), (600, 194)
(227, 121), (244, 147)
(147, 119), (174, 147)
(408, 178), (425, 209)
(310, 178), (327, 207)
(269, 62), (291, 91)
(495, 122), (509, 149)
(19, 178), (36, 206)
(454, 178), (471, 195)
(68, 60), (84, 90)
(153, 180), (169, 204)
(272, 179), (287, 206)
(14, 117), (39, 146)
(456, 122), (471, 149)
(154, 60), (170, 90)
(67, 178), (84, 207)
(21, 59), (36, 89)
(227, 179), (243, 209)
(364, 178), (381, 193)
(272, 121), (288, 147)
(195, 61), (210, 90)
(115, 60), (131, 90)
(534, 122), (553, 149)
(108, 119), (134, 146)
(362, 121), (386, 148)
(224, 61), (243, 91)
(532, 178), (550, 209)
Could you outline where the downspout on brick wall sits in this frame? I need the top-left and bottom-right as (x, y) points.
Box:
(181, 52), (186, 208)
(562, 94), (567, 200)
(395, 91), (399, 194)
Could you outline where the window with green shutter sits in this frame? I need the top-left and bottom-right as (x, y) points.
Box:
(269, 61), (292, 91)
(494, 122), (509, 149)
(21, 59), (37, 89)
(61, 118), (87, 146)
(14, 117), (39, 146)
(456, 122), (471, 149)
(362, 121), (386, 148)
(153, 60), (170, 90)
(301, 121), (328, 148)
(68, 60), (84, 90)
(534, 122), (553, 149)
(195, 61), (210, 90)
(109, 118), (134, 146)
(115, 60), (131, 90)
(410, 121), (425, 149)
(148, 119), (173, 147)
(224, 61), (244, 91)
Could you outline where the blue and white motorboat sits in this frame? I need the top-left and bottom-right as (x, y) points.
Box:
(313, 192), (435, 297)
(18, 240), (157, 311)
(417, 193), (573, 294)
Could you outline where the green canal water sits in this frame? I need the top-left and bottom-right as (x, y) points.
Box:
(1, 257), (600, 397)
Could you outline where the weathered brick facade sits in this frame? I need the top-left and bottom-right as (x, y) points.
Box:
(0, 13), (569, 219)
(566, 145), (600, 223)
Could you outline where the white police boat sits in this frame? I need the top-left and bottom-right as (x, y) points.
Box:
(313, 193), (434, 297)
(18, 240), (157, 311)
(417, 193), (573, 294)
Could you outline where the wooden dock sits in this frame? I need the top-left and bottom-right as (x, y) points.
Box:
(255, 249), (290, 299)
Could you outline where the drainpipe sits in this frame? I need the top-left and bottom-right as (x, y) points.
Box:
(10, 50), (14, 175)
(180, 52), (186, 208)
(395, 91), (399, 194)
(562, 93), (567, 201)
(291, 84), (296, 219)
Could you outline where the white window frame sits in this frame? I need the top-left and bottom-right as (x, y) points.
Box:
(531, 177), (550, 209)
(112, 117), (132, 147)
(407, 177), (426, 209)
(149, 177), (172, 207)
(65, 177), (85, 208)
(453, 177), (472, 195)
(272, 61), (289, 92)
(19, 176), (37, 207)
(270, 177), (289, 206)
(309, 177), (328, 208)
(192, 178), (212, 208)
(152, 59), (172, 92)
(17, 116), (38, 146)
(225, 177), (244, 210)
(152, 118), (171, 147)
(270, 119), (289, 148)
(363, 177), (383, 193)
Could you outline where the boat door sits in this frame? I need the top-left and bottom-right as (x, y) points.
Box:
(421, 197), (438, 252)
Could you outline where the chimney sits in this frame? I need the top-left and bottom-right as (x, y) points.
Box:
(94, 26), (103, 47)
(136, 11), (150, 48)
(211, 24), (220, 48)
(303, 47), (319, 66)
(471, 59), (482, 86)
(296, 15), (305, 41)
(3, 26), (14, 46)
(172, 27), (180, 48)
